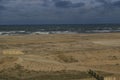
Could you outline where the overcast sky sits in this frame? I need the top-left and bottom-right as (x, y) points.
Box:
(0, 0), (120, 24)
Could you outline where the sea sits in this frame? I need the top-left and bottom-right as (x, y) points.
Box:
(0, 24), (120, 35)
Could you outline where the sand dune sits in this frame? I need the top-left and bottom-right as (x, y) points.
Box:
(0, 33), (120, 78)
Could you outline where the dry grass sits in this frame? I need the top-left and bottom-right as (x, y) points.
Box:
(0, 65), (91, 80)
(0, 33), (120, 78)
(3, 49), (24, 55)
(57, 54), (78, 63)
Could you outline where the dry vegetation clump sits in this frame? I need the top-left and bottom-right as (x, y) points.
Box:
(57, 54), (78, 63)
(0, 56), (25, 71)
(0, 57), (18, 64)
(0, 45), (9, 49)
(90, 70), (114, 77)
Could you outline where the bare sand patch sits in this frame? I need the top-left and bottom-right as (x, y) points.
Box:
(93, 39), (120, 46)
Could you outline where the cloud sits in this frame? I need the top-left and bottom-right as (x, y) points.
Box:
(112, 1), (120, 7)
(0, 2), (5, 13)
(0, 0), (10, 11)
(0, 5), (4, 10)
(53, 0), (85, 8)
(96, 0), (107, 3)
(0, 0), (120, 24)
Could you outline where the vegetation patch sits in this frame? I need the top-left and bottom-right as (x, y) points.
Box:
(0, 64), (91, 80)
(57, 54), (78, 63)
(0, 57), (18, 64)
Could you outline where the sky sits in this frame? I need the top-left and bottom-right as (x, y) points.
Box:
(0, 0), (120, 24)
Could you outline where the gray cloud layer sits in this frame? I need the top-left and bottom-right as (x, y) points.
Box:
(0, 0), (120, 24)
(53, 0), (85, 8)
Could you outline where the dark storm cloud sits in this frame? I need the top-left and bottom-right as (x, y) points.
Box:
(94, 0), (120, 13)
(0, 0), (10, 11)
(0, 5), (5, 10)
(96, 0), (107, 4)
(95, 0), (120, 8)
(41, 0), (51, 7)
(95, 0), (112, 7)
(53, 0), (85, 8)
(0, 0), (120, 24)
(112, 1), (120, 7)
(89, 0), (117, 14)
(0, 1), (5, 12)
